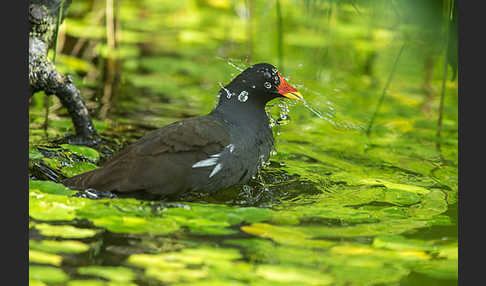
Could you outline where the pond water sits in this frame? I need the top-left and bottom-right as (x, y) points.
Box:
(29, 1), (458, 285)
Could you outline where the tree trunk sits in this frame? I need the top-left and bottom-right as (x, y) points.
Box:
(29, 0), (100, 145)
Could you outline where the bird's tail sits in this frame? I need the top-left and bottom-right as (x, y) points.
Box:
(62, 169), (98, 190)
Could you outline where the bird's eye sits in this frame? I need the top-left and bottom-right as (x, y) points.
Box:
(263, 71), (272, 80)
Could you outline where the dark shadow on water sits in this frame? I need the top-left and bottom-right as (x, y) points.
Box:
(398, 271), (457, 286)
(404, 203), (458, 241)
(168, 166), (322, 207)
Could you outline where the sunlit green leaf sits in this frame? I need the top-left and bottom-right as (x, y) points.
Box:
(61, 161), (99, 177)
(29, 250), (63, 266)
(77, 266), (135, 283)
(32, 223), (98, 239)
(256, 265), (334, 285)
(29, 180), (75, 196)
(30, 240), (90, 254)
(60, 144), (100, 162)
(29, 266), (69, 284)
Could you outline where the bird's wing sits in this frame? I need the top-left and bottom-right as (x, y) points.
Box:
(63, 116), (230, 192)
(138, 116), (230, 156)
(99, 115), (229, 165)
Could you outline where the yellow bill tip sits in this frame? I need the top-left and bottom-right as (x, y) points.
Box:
(282, 91), (304, 101)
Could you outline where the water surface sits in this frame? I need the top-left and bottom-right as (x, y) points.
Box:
(29, 1), (458, 285)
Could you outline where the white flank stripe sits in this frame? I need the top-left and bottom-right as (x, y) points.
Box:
(192, 143), (234, 177)
(209, 163), (223, 178)
(192, 157), (218, 168)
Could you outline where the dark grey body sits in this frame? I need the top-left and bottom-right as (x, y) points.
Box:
(63, 63), (284, 197)
(63, 109), (273, 196)
(209, 104), (274, 186)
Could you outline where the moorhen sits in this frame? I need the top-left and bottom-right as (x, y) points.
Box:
(63, 63), (303, 198)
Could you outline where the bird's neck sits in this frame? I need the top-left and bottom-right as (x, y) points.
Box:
(211, 100), (270, 131)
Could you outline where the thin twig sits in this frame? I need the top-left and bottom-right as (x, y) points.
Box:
(71, 9), (106, 57)
(100, 0), (118, 119)
(436, 52), (448, 153)
(43, 95), (50, 137)
(105, 0), (116, 50)
(366, 42), (406, 136)
(436, 0), (454, 153)
(52, 0), (65, 63)
(246, 0), (253, 61)
(276, 0), (283, 71)
(350, 0), (361, 16)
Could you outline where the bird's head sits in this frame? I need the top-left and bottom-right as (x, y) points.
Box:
(218, 63), (303, 106)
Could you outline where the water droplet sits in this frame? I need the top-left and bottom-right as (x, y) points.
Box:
(300, 98), (324, 119)
(274, 76), (279, 85)
(238, 91), (248, 102)
(264, 82), (272, 89)
(258, 154), (269, 169)
(227, 61), (244, 71)
(242, 185), (252, 195)
(266, 109), (277, 127)
(226, 143), (235, 153)
(219, 82), (232, 99)
(275, 100), (291, 126)
(214, 92), (220, 107)
(296, 97), (363, 131)
(251, 85), (256, 89)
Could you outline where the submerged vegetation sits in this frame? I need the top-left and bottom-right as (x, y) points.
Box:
(29, 0), (457, 285)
